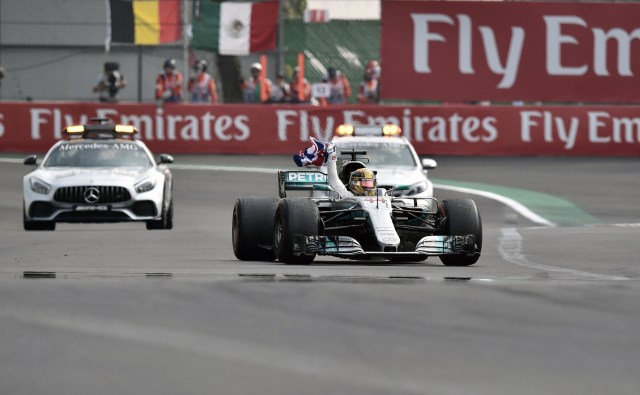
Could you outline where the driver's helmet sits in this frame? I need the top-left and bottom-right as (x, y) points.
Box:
(349, 168), (377, 196)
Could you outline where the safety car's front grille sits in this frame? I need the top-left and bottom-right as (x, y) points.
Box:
(54, 186), (131, 204)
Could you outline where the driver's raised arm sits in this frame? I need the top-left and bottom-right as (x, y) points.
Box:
(327, 150), (353, 198)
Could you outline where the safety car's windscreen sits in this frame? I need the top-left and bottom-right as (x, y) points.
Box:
(335, 142), (416, 167)
(43, 142), (153, 168)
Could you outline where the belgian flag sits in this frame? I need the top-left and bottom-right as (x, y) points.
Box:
(108, 0), (181, 45)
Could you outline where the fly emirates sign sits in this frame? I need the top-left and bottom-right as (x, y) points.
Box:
(1, 103), (638, 156)
(381, 1), (640, 103)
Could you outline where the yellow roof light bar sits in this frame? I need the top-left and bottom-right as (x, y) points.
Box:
(114, 125), (137, 134)
(382, 124), (402, 136)
(64, 125), (86, 134)
(335, 124), (403, 137)
(61, 123), (138, 140)
(335, 124), (355, 136)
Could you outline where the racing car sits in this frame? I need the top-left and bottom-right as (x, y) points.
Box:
(233, 147), (481, 266)
(22, 118), (174, 231)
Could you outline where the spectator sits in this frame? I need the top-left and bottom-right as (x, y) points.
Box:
(243, 63), (272, 103)
(290, 66), (311, 104)
(326, 67), (351, 104)
(366, 59), (381, 101)
(188, 59), (218, 104)
(357, 68), (379, 104)
(366, 60), (381, 80)
(270, 72), (291, 103)
(93, 62), (127, 103)
(155, 58), (183, 103)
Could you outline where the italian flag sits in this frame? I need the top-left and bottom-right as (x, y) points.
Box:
(191, 1), (278, 55)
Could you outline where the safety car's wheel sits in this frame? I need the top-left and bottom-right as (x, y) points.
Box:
(23, 203), (55, 231)
(147, 197), (173, 230)
(232, 197), (279, 261)
(439, 199), (482, 266)
(274, 198), (319, 265)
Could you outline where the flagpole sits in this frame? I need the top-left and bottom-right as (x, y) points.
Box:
(183, 0), (190, 100)
(137, 46), (143, 103)
(277, 0), (284, 74)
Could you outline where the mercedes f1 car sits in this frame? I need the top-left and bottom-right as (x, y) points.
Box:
(233, 150), (481, 266)
(22, 119), (174, 231)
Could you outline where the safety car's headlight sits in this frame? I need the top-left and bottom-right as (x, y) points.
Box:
(30, 177), (51, 194)
(408, 181), (427, 195)
(135, 177), (157, 193)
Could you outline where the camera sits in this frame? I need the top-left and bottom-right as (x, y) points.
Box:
(104, 62), (122, 98)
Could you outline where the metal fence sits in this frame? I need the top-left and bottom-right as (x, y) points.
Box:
(0, 0), (382, 103)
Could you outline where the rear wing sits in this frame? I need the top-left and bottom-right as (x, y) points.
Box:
(278, 171), (331, 198)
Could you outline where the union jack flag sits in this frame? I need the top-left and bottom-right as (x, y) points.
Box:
(293, 137), (334, 167)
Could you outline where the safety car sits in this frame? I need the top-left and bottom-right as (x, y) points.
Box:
(332, 124), (437, 198)
(22, 119), (174, 231)
(232, 148), (481, 266)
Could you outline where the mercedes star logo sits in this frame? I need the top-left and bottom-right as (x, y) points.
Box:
(83, 187), (101, 204)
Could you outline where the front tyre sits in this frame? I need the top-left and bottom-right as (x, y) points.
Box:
(147, 197), (173, 230)
(274, 198), (319, 265)
(232, 197), (279, 261)
(439, 199), (482, 266)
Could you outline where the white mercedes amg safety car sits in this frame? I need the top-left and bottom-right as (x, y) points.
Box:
(332, 124), (437, 198)
(22, 119), (174, 231)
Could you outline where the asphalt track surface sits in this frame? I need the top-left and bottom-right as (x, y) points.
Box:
(1, 154), (640, 395)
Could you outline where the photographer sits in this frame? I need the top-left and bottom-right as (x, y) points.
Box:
(93, 62), (127, 102)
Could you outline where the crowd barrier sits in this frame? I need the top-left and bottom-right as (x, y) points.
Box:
(0, 101), (638, 156)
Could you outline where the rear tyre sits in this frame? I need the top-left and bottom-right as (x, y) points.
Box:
(232, 197), (279, 261)
(274, 198), (319, 265)
(439, 199), (482, 266)
(23, 203), (55, 231)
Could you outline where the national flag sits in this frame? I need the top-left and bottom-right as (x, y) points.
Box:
(191, 0), (278, 55)
(293, 138), (334, 167)
(107, 0), (181, 47)
(303, 9), (330, 23)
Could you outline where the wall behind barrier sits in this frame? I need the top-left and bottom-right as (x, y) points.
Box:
(0, 102), (639, 156)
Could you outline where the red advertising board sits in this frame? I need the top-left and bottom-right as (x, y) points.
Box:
(0, 102), (639, 156)
(381, 1), (640, 103)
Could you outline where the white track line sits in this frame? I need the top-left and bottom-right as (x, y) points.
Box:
(498, 227), (628, 281)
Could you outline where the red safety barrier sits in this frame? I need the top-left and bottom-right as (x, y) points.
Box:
(0, 101), (639, 156)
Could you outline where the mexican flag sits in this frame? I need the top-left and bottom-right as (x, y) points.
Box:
(191, 0), (278, 55)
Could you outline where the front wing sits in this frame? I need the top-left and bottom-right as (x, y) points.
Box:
(289, 234), (478, 260)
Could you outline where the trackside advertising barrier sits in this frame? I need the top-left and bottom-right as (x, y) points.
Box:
(381, 1), (640, 103)
(0, 102), (638, 156)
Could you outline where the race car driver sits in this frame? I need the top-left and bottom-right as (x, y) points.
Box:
(294, 137), (377, 198)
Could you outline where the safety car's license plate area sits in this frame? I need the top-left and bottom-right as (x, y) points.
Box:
(74, 205), (110, 211)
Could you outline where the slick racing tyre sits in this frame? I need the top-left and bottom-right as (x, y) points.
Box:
(232, 197), (279, 261)
(274, 198), (319, 265)
(439, 199), (482, 266)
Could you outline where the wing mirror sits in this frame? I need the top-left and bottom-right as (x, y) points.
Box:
(23, 155), (38, 165)
(158, 154), (174, 164)
(421, 158), (437, 170)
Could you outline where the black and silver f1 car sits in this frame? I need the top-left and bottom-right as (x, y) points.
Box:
(232, 154), (482, 266)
